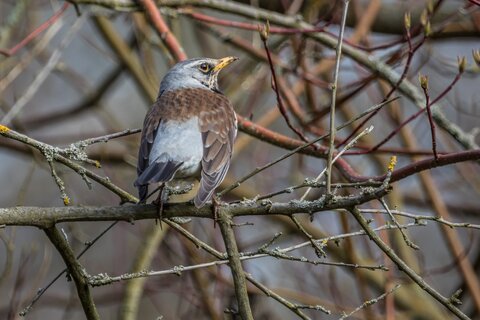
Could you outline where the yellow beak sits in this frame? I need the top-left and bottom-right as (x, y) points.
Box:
(213, 56), (239, 72)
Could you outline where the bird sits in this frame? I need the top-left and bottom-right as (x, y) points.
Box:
(134, 57), (238, 209)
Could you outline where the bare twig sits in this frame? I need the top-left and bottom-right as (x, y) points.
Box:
(0, 3), (70, 56)
(20, 222), (118, 316)
(1, 11), (87, 125)
(369, 64), (465, 153)
(378, 198), (419, 250)
(338, 284), (401, 320)
(43, 226), (99, 320)
(338, 11), (422, 147)
(260, 22), (310, 144)
(219, 98), (396, 197)
(326, 0), (350, 194)
(89, 222), (424, 286)
(419, 74), (438, 160)
(138, 0), (187, 62)
(358, 209), (480, 230)
(300, 125), (373, 201)
(348, 206), (471, 320)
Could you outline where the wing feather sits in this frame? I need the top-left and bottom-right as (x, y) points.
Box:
(195, 94), (237, 207)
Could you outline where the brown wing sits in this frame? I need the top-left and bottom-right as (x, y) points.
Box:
(195, 93), (237, 207)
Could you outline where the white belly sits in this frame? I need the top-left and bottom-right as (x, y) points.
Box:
(149, 117), (203, 177)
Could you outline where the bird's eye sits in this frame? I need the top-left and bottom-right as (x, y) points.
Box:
(198, 63), (211, 73)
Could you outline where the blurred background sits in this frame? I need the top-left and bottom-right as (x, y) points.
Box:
(1, 0), (480, 319)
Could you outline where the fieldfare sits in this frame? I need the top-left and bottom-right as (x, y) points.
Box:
(134, 57), (238, 208)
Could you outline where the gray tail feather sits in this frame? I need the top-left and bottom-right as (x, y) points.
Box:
(135, 161), (182, 203)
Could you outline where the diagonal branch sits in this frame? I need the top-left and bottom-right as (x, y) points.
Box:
(138, 0), (187, 62)
(326, 0), (349, 194)
(43, 226), (99, 320)
(348, 206), (470, 320)
(217, 209), (253, 319)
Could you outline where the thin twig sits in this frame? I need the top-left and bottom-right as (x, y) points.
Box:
(378, 198), (419, 250)
(338, 11), (422, 148)
(1, 11), (88, 125)
(326, 0), (350, 194)
(219, 98), (396, 197)
(290, 215), (327, 258)
(260, 23), (310, 144)
(369, 68), (464, 153)
(357, 209), (480, 230)
(0, 3), (70, 56)
(338, 284), (401, 320)
(348, 206), (471, 320)
(300, 125), (373, 201)
(74, 128), (141, 147)
(20, 222), (118, 316)
(421, 77), (438, 160)
(89, 222), (427, 286)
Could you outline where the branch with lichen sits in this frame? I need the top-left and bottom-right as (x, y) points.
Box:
(0, 125), (137, 204)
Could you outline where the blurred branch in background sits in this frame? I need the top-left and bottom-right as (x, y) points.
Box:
(1, 0), (480, 319)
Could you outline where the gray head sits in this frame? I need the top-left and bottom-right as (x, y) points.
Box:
(159, 57), (238, 95)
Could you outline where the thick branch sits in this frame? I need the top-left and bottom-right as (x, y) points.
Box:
(43, 226), (99, 320)
(0, 184), (389, 227)
(217, 209), (253, 319)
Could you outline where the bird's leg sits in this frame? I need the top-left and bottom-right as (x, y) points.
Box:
(152, 183), (166, 226)
(212, 194), (220, 228)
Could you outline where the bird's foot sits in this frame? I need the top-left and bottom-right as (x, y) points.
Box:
(212, 195), (220, 228)
(152, 183), (167, 228)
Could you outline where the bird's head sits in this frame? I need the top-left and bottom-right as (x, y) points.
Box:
(159, 57), (238, 94)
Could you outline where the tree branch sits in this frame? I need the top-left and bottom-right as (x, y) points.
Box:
(348, 206), (470, 320)
(43, 226), (99, 320)
(217, 208), (253, 319)
(0, 182), (390, 227)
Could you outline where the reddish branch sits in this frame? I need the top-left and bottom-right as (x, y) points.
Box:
(182, 9), (409, 53)
(389, 149), (480, 183)
(181, 10), (326, 34)
(260, 26), (310, 144)
(338, 18), (424, 148)
(420, 76), (438, 160)
(236, 115), (480, 184)
(138, 0), (187, 62)
(0, 3), (70, 57)
(368, 69), (464, 153)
